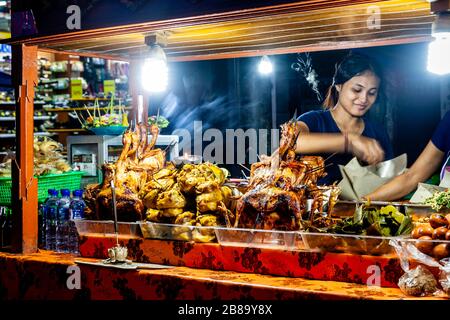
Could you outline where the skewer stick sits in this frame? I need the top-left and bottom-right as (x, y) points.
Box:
(76, 110), (86, 123)
(72, 111), (84, 127)
(324, 152), (338, 163)
(163, 140), (177, 153)
(305, 162), (333, 174)
(240, 170), (249, 180)
(238, 163), (251, 173)
(110, 180), (119, 247)
(84, 103), (94, 120)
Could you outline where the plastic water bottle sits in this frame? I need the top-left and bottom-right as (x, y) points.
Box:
(68, 189), (86, 254)
(39, 189), (54, 249)
(56, 189), (71, 253)
(45, 189), (59, 251)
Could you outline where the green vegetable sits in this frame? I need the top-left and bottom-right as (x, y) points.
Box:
(425, 189), (450, 211)
(331, 203), (412, 237)
(148, 115), (169, 129)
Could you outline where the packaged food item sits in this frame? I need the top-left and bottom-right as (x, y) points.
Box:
(398, 265), (438, 297)
(390, 239), (443, 297)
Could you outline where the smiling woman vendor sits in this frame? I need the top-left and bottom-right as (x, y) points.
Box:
(366, 111), (450, 201)
(295, 53), (394, 185)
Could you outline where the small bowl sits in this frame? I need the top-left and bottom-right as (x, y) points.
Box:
(89, 125), (127, 136)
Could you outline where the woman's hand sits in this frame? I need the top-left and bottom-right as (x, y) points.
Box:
(348, 133), (385, 165)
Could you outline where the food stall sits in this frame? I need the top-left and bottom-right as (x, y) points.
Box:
(1, 0), (450, 301)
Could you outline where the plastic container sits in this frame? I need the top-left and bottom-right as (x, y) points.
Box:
(299, 231), (401, 256)
(73, 220), (141, 238)
(404, 203), (450, 219)
(139, 221), (217, 243)
(214, 227), (297, 249)
(395, 237), (450, 263)
(214, 227), (403, 255)
(0, 171), (84, 205)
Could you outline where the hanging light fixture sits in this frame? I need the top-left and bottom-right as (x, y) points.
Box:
(142, 34), (169, 92)
(427, 2), (450, 75)
(258, 55), (273, 75)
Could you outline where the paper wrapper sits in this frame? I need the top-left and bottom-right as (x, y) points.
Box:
(439, 168), (450, 188)
(338, 154), (407, 200)
(409, 183), (447, 204)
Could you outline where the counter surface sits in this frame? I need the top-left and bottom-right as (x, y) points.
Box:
(0, 251), (447, 300)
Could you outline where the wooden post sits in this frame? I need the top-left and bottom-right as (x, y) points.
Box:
(11, 44), (39, 253)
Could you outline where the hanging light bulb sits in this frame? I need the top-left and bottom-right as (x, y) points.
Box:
(142, 42), (169, 92)
(427, 11), (450, 75)
(258, 55), (273, 75)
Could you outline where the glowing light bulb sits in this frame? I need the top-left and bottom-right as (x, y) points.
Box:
(258, 55), (273, 75)
(427, 33), (450, 75)
(142, 57), (169, 92)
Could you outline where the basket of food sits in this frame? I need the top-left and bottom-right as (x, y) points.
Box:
(74, 97), (129, 136)
(0, 136), (83, 205)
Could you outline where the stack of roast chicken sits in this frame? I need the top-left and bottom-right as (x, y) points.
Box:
(84, 119), (340, 235)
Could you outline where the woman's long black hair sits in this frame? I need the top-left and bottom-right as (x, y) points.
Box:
(323, 52), (384, 109)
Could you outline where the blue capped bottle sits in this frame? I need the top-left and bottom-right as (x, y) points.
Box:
(39, 189), (57, 249)
(68, 189), (86, 254)
(56, 189), (71, 253)
(45, 189), (59, 251)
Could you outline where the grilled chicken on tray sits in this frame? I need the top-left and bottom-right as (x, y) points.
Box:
(85, 122), (166, 221)
(234, 120), (340, 231)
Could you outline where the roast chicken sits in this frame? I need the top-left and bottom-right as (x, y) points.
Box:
(85, 122), (166, 221)
(234, 120), (341, 231)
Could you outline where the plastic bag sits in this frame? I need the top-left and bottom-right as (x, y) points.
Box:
(398, 265), (439, 297)
(438, 258), (450, 296)
(390, 239), (444, 297)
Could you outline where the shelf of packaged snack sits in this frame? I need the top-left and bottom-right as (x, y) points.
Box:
(43, 106), (132, 112)
(0, 101), (46, 105)
(0, 132), (54, 138)
(0, 115), (57, 121)
(69, 97), (123, 101)
(46, 128), (87, 133)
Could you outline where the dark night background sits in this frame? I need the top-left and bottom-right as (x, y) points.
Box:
(9, 1), (446, 178)
(148, 42), (444, 178)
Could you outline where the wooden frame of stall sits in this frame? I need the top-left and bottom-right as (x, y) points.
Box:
(5, 0), (438, 253)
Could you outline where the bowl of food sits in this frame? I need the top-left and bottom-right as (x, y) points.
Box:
(89, 125), (127, 136)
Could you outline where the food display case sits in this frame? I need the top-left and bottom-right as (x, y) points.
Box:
(67, 134), (179, 185)
(4, 0), (450, 302)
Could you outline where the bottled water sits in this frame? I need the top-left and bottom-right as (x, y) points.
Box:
(45, 189), (59, 251)
(56, 189), (71, 253)
(39, 189), (55, 249)
(68, 189), (86, 254)
(70, 190), (86, 220)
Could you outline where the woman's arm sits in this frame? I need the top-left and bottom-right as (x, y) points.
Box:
(365, 141), (445, 201)
(295, 121), (385, 165)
